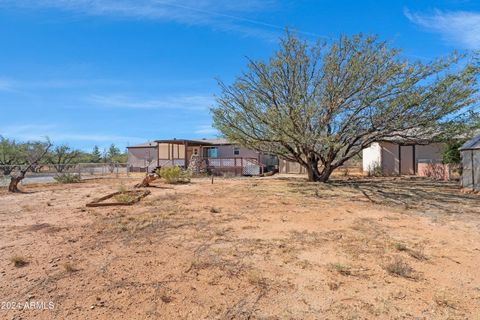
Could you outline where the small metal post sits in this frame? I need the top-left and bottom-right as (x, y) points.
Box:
(472, 150), (475, 189)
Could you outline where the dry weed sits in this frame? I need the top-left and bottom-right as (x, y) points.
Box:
(10, 255), (28, 267)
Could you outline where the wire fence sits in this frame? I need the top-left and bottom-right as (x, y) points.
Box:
(0, 163), (130, 187)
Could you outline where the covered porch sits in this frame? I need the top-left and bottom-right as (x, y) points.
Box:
(156, 139), (205, 169)
(155, 139), (264, 176)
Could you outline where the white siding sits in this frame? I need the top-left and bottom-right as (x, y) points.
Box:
(362, 142), (382, 174)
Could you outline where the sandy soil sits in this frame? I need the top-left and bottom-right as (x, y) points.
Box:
(0, 175), (479, 319)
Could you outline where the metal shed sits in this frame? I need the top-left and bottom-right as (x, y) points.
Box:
(460, 134), (480, 191)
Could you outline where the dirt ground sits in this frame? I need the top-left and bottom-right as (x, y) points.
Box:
(1, 174), (479, 319)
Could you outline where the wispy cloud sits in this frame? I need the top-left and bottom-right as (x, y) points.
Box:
(405, 8), (480, 49)
(0, 0), (292, 40)
(0, 78), (16, 92)
(0, 123), (143, 146)
(194, 125), (218, 135)
(88, 94), (215, 110)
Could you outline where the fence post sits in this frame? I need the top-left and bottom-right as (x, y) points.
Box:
(78, 164), (82, 180)
(116, 163), (119, 178)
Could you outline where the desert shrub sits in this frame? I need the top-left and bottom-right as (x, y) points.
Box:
(157, 166), (191, 184)
(114, 184), (136, 203)
(54, 173), (81, 184)
(63, 262), (78, 273)
(367, 163), (384, 177)
(329, 262), (351, 276)
(114, 192), (136, 203)
(442, 140), (465, 164)
(10, 255), (28, 267)
(384, 257), (415, 279)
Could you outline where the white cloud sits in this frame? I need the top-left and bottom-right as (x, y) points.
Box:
(88, 94), (215, 110)
(194, 125), (218, 135)
(0, 78), (16, 92)
(0, 124), (142, 145)
(0, 0), (284, 40)
(405, 8), (480, 49)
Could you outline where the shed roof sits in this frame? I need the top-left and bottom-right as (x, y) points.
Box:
(460, 134), (480, 151)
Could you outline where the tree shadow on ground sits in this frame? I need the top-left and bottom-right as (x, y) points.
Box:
(336, 177), (479, 217)
(287, 177), (480, 219)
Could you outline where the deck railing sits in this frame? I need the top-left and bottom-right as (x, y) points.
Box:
(156, 157), (264, 175)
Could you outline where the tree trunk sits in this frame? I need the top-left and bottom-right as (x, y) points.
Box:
(8, 176), (24, 192)
(305, 160), (336, 183)
(305, 158), (321, 182)
(317, 165), (335, 182)
(134, 173), (158, 188)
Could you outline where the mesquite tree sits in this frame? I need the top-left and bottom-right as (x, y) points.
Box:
(8, 140), (52, 192)
(212, 32), (479, 182)
(0, 136), (25, 175)
(47, 145), (80, 172)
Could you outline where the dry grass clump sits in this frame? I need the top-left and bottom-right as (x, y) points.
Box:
(394, 243), (408, 251)
(54, 173), (81, 184)
(160, 294), (174, 303)
(114, 184), (136, 203)
(394, 242), (428, 261)
(246, 270), (269, 288)
(10, 255), (28, 267)
(210, 207), (221, 213)
(328, 282), (340, 291)
(63, 262), (78, 273)
(114, 192), (136, 203)
(384, 257), (416, 279)
(407, 249), (428, 261)
(329, 263), (352, 276)
(434, 292), (458, 309)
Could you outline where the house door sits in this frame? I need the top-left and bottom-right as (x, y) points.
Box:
(186, 147), (199, 166)
(399, 145), (415, 175)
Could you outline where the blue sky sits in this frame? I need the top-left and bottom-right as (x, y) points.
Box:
(0, 0), (479, 151)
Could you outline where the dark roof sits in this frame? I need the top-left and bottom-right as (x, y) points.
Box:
(188, 138), (230, 145)
(460, 134), (480, 151)
(154, 138), (231, 146)
(378, 128), (443, 145)
(127, 141), (157, 148)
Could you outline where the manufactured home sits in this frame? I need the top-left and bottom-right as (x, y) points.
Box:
(127, 138), (277, 176)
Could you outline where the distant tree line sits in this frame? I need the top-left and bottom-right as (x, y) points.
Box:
(0, 136), (128, 175)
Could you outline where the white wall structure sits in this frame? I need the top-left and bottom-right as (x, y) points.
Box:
(362, 142), (382, 175)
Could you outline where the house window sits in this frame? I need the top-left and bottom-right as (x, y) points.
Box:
(203, 147), (218, 158)
(233, 147), (240, 156)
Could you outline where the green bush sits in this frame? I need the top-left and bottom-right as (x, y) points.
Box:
(54, 173), (81, 184)
(367, 163), (384, 177)
(442, 140), (464, 164)
(157, 166), (191, 184)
